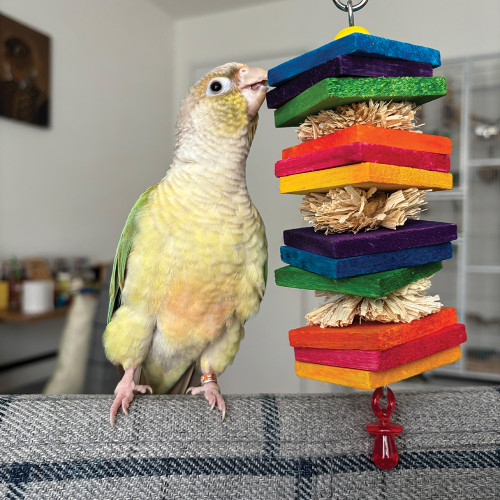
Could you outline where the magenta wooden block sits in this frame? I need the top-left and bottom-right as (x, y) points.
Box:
(266, 55), (434, 109)
(283, 220), (457, 259)
(294, 323), (466, 371)
(275, 143), (450, 177)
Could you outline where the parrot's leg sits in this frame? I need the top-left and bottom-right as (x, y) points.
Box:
(109, 366), (152, 427)
(187, 372), (226, 421)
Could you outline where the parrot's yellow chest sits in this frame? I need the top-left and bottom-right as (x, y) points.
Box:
(122, 169), (266, 352)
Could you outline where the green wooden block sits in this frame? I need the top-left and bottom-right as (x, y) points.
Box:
(274, 76), (447, 127)
(274, 261), (442, 298)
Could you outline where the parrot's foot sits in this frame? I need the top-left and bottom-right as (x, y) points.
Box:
(187, 381), (226, 421)
(110, 370), (152, 427)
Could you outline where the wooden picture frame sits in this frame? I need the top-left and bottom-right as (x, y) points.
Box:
(0, 12), (51, 127)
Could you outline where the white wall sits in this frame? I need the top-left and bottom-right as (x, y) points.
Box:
(172, 0), (500, 394)
(0, 0), (174, 393)
(173, 0), (500, 107)
(2, 0), (499, 394)
(0, 0), (174, 262)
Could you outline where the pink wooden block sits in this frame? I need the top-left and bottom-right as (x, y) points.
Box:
(294, 323), (466, 371)
(275, 142), (450, 178)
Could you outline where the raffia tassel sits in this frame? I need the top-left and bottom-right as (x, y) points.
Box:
(306, 277), (442, 328)
(297, 100), (422, 142)
(300, 186), (429, 234)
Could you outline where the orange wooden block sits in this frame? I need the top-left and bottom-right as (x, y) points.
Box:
(294, 323), (466, 371)
(282, 125), (452, 160)
(289, 307), (457, 350)
(295, 346), (462, 390)
(279, 162), (453, 194)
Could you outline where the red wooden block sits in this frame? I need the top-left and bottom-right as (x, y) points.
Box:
(275, 142), (450, 177)
(289, 307), (457, 350)
(282, 125), (452, 160)
(294, 323), (466, 371)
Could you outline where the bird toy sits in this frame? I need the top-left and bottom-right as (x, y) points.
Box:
(268, 0), (466, 470)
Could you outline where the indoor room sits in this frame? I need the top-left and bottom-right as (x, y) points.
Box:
(0, 1), (498, 498)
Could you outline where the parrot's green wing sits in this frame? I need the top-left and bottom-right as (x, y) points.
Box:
(107, 185), (158, 323)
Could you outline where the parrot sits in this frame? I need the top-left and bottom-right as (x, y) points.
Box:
(103, 62), (268, 426)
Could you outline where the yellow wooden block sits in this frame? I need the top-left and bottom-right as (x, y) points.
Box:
(279, 162), (453, 194)
(295, 346), (461, 390)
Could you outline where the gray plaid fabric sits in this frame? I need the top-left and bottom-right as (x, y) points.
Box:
(0, 387), (499, 499)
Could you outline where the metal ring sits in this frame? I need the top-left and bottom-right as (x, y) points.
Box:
(347, 0), (354, 26)
(332, 0), (369, 12)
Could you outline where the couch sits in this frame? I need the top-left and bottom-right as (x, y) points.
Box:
(1, 386), (498, 499)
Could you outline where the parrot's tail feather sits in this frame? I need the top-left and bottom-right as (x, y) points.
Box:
(167, 362), (202, 395)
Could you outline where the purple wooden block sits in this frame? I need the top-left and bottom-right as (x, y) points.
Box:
(283, 219), (457, 259)
(275, 142), (450, 177)
(266, 54), (434, 109)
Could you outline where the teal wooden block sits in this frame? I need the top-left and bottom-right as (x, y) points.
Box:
(280, 242), (452, 279)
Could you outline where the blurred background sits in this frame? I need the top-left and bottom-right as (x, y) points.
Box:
(1, 0), (499, 395)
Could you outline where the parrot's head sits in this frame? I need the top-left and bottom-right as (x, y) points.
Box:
(175, 62), (268, 160)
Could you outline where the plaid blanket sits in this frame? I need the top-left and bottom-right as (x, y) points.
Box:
(1, 387), (499, 499)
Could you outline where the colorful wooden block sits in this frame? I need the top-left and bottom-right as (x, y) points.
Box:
(279, 162), (453, 194)
(266, 55), (434, 109)
(275, 143), (450, 177)
(280, 242), (452, 279)
(268, 33), (441, 87)
(294, 346), (461, 390)
(282, 125), (452, 159)
(274, 77), (447, 127)
(275, 261), (442, 298)
(283, 220), (457, 259)
(294, 323), (466, 371)
(289, 307), (458, 350)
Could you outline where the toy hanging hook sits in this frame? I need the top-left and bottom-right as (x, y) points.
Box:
(332, 0), (369, 27)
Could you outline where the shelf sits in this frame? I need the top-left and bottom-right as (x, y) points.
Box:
(433, 367), (500, 383)
(468, 158), (500, 168)
(427, 190), (464, 200)
(0, 306), (69, 323)
(466, 265), (500, 274)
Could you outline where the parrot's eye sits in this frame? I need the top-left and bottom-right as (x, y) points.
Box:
(206, 77), (231, 96)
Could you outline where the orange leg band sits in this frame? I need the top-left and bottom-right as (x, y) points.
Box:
(201, 373), (217, 385)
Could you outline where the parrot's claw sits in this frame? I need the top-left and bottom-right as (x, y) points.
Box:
(110, 381), (152, 427)
(187, 381), (226, 421)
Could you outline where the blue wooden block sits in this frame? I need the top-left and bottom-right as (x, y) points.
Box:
(280, 242), (452, 279)
(268, 33), (441, 87)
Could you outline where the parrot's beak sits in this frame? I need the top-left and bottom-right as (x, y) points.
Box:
(237, 65), (268, 118)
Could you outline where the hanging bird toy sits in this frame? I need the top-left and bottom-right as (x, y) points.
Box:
(268, 0), (466, 470)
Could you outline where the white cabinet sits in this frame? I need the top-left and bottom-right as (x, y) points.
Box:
(422, 54), (500, 380)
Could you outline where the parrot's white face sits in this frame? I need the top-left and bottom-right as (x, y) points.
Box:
(176, 63), (268, 149)
(202, 63), (268, 119)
